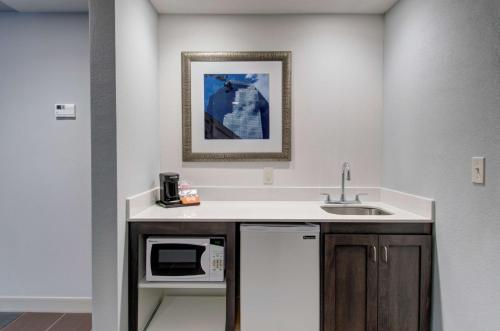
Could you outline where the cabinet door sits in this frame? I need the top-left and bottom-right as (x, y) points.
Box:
(378, 235), (432, 331)
(324, 235), (378, 331)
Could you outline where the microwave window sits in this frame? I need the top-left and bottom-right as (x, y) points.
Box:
(158, 249), (197, 263)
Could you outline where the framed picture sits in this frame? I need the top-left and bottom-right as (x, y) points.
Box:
(181, 51), (291, 162)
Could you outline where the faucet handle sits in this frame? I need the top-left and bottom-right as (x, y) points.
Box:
(355, 193), (368, 203)
(320, 193), (331, 203)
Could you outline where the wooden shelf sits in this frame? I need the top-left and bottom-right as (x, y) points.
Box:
(139, 278), (227, 289)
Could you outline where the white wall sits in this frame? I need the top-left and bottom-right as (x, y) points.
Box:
(159, 15), (384, 188)
(0, 13), (91, 308)
(383, 0), (500, 330)
(115, 0), (160, 329)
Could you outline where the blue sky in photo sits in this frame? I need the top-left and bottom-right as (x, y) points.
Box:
(204, 73), (269, 111)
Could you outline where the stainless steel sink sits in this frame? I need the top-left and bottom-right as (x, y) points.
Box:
(321, 205), (392, 216)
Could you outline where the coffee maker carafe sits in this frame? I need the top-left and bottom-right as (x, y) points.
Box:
(159, 172), (181, 205)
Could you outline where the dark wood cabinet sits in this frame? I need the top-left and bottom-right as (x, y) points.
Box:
(128, 222), (237, 331)
(128, 222), (432, 331)
(324, 234), (431, 331)
(378, 235), (432, 331)
(324, 235), (378, 331)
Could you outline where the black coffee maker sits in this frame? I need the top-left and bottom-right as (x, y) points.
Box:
(159, 172), (181, 205)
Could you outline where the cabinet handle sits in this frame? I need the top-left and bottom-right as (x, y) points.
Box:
(371, 246), (377, 262)
(382, 246), (389, 263)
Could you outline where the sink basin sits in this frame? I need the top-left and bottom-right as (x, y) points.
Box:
(321, 205), (392, 216)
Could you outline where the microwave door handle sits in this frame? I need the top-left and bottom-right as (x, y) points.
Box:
(200, 244), (210, 276)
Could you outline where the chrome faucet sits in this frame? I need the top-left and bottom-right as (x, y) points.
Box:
(340, 162), (351, 202)
(321, 162), (367, 204)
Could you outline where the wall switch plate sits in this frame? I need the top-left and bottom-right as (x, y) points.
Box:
(472, 157), (485, 184)
(55, 104), (76, 118)
(263, 167), (274, 185)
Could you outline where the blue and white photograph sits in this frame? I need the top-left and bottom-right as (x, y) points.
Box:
(204, 73), (270, 140)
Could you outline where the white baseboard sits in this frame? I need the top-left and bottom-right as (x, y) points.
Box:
(0, 296), (91, 313)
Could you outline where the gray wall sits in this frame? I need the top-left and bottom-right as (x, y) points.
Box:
(89, 0), (159, 328)
(159, 14), (384, 188)
(115, 0), (159, 330)
(89, 0), (118, 329)
(0, 1), (15, 12)
(0, 13), (91, 301)
(383, 0), (500, 330)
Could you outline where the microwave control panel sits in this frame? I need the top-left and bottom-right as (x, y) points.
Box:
(210, 238), (225, 281)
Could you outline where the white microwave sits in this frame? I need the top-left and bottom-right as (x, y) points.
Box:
(146, 237), (225, 282)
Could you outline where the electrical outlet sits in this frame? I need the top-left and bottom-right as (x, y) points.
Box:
(263, 167), (274, 185)
(472, 157), (485, 184)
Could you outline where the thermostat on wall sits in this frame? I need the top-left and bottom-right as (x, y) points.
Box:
(55, 104), (76, 118)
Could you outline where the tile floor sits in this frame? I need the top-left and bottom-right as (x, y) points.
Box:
(0, 313), (91, 331)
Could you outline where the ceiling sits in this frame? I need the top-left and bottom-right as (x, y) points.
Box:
(1, 0), (87, 12)
(0, 0), (399, 15)
(150, 0), (400, 14)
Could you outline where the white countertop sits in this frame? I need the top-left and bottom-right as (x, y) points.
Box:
(129, 200), (432, 223)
